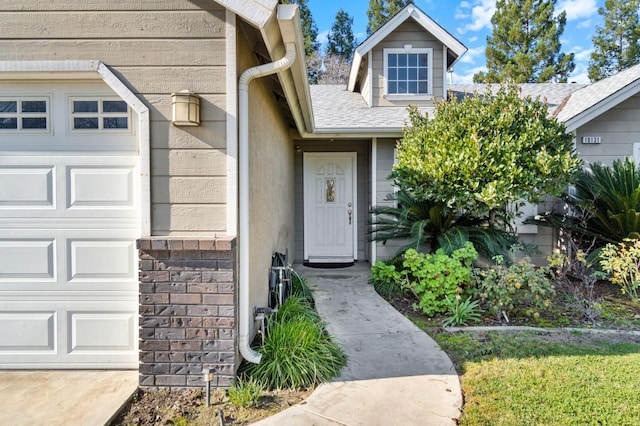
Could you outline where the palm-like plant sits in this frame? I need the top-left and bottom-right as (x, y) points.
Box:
(533, 158), (640, 245)
(370, 190), (519, 260)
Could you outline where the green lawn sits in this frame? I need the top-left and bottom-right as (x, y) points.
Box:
(433, 331), (640, 426)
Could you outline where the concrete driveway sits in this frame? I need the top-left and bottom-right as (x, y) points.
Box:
(0, 370), (138, 426)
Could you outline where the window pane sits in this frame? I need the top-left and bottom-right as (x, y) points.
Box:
(22, 117), (47, 129)
(0, 117), (17, 129)
(419, 54), (428, 66)
(388, 82), (398, 94)
(408, 54), (417, 66)
(418, 81), (428, 93)
(22, 101), (46, 113)
(103, 117), (128, 129)
(388, 54), (397, 67)
(388, 68), (397, 81)
(398, 81), (407, 93)
(408, 82), (417, 93)
(73, 100), (98, 113)
(0, 101), (17, 113)
(398, 54), (407, 66)
(74, 117), (99, 129)
(408, 68), (417, 80)
(102, 100), (127, 113)
(418, 67), (428, 80)
(398, 68), (407, 80)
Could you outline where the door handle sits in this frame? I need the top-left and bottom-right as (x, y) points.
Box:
(348, 209), (352, 225)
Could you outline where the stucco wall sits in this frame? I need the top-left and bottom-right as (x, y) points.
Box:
(237, 26), (296, 316)
(371, 19), (445, 107)
(0, 0), (228, 235)
(575, 94), (640, 165)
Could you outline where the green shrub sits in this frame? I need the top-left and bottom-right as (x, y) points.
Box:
(476, 256), (555, 320)
(599, 239), (640, 302)
(227, 377), (263, 408)
(242, 297), (345, 389)
(441, 296), (483, 327)
(402, 242), (478, 316)
(291, 271), (314, 304)
(370, 259), (404, 295)
(533, 158), (640, 247)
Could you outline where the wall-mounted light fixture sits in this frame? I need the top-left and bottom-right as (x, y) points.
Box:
(171, 90), (200, 126)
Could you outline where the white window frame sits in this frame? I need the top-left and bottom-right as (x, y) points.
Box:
(383, 47), (433, 100)
(69, 96), (132, 133)
(0, 96), (50, 133)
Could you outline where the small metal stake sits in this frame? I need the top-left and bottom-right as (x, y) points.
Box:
(203, 368), (215, 407)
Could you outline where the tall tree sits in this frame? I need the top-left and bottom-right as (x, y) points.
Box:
(327, 9), (357, 61)
(366, 0), (410, 35)
(588, 0), (640, 82)
(473, 0), (575, 83)
(282, 0), (321, 82)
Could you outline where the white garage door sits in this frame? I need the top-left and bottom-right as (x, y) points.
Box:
(0, 81), (140, 368)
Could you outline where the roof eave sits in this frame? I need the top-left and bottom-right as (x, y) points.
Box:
(347, 4), (467, 91)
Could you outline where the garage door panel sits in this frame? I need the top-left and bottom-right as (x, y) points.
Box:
(0, 238), (56, 282)
(67, 166), (134, 209)
(0, 166), (55, 208)
(68, 238), (135, 282)
(69, 311), (136, 352)
(0, 155), (138, 220)
(0, 82), (140, 369)
(0, 311), (56, 352)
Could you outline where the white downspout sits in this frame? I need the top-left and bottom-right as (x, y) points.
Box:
(238, 42), (296, 364)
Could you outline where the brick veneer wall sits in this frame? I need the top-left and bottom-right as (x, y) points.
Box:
(137, 237), (238, 388)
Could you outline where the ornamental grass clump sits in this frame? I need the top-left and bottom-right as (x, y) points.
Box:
(242, 296), (345, 389)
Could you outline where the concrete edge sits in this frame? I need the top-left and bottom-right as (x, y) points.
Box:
(440, 325), (640, 336)
(105, 387), (140, 426)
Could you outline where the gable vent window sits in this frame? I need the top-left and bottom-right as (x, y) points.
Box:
(384, 48), (432, 97)
(0, 97), (49, 131)
(70, 98), (130, 131)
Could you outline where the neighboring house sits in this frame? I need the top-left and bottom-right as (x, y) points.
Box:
(0, 1), (639, 388)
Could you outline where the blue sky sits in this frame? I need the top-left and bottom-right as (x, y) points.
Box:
(308, 0), (604, 83)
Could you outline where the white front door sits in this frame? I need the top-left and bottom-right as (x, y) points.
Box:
(303, 153), (357, 263)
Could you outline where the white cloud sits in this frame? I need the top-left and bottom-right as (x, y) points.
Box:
(568, 71), (590, 83)
(317, 29), (329, 46)
(452, 65), (486, 84)
(573, 47), (593, 62)
(577, 19), (593, 29)
(556, 0), (597, 21)
(468, 36), (478, 43)
(459, 46), (485, 64)
(467, 0), (496, 31)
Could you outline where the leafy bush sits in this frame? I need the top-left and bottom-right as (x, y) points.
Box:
(370, 259), (404, 295)
(227, 377), (263, 408)
(402, 242), (478, 316)
(242, 297), (345, 389)
(370, 189), (519, 259)
(441, 296), (482, 327)
(392, 84), (580, 215)
(599, 239), (640, 302)
(476, 256), (555, 320)
(533, 158), (640, 247)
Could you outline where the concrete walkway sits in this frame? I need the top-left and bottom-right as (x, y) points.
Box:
(0, 370), (138, 426)
(255, 262), (462, 426)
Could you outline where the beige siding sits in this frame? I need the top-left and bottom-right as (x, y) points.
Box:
(374, 139), (405, 260)
(294, 140), (371, 263)
(370, 19), (445, 107)
(237, 30), (296, 314)
(0, 1), (228, 235)
(575, 94), (640, 165)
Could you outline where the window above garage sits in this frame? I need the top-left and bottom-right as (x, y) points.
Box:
(70, 98), (130, 132)
(0, 97), (49, 132)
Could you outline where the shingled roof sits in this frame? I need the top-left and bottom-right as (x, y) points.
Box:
(310, 83), (587, 132)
